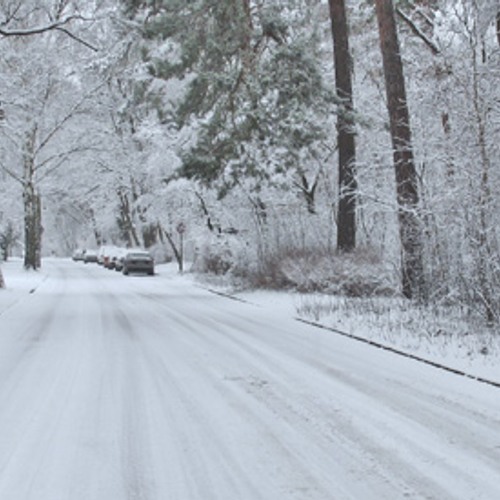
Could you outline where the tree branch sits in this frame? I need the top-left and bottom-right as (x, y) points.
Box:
(0, 15), (97, 51)
(0, 16), (81, 36)
(396, 8), (440, 55)
(0, 162), (25, 185)
(35, 81), (107, 157)
(35, 144), (95, 177)
(55, 27), (98, 52)
(405, 0), (434, 29)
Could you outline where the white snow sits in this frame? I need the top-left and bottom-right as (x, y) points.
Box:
(230, 289), (500, 385)
(0, 258), (499, 500)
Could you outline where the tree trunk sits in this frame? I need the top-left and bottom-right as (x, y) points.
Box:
(497, 12), (500, 49)
(118, 189), (140, 247)
(375, 0), (426, 300)
(470, 40), (496, 323)
(23, 129), (43, 270)
(160, 226), (183, 273)
(329, 0), (357, 252)
(89, 209), (102, 247)
(23, 183), (43, 270)
(0, 267), (5, 289)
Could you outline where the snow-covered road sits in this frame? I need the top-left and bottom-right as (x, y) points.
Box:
(0, 259), (499, 500)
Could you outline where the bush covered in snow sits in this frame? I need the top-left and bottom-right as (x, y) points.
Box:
(277, 248), (396, 296)
(195, 240), (397, 298)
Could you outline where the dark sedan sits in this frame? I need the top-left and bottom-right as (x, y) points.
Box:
(122, 252), (155, 276)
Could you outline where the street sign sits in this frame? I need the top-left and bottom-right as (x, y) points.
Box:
(176, 222), (186, 234)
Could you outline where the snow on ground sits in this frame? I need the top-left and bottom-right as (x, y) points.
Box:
(0, 259), (49, 316)
(192, 273), (500, 385)
(2, 258), (499, 385)
(0, 258), (499, 500)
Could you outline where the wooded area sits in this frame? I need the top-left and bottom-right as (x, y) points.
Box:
(1, 0), (500, 330)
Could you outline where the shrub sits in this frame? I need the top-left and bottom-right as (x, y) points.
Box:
(229, 246), (396, 296)
(191, 235), (238, 275)
(277, 248), (396, 296)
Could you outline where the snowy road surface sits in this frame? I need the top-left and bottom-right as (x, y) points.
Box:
(0, 260), (499, 500)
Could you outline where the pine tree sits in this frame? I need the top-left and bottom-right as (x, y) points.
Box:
(328, 0), (357, 252)
(122, 0), (338, 200)
(375, 0), (426, 300)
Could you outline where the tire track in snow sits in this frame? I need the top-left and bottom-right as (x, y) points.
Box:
(2, 260), (499, 500)
(200, 285), (500, 389)
(101, 296), (157, 500)
(146, 291), (500, 500)
(122, 296), (415, 499)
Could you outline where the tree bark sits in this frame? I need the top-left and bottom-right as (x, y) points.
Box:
(23, 184), (43, 270)
(23, 130), (43, 270)
(161, 226), (183, 273)
(118, 189), (141, 248)
(329, 0), (357, 252)
(375, 0), (426, 300)
(497, 12), (500, 49)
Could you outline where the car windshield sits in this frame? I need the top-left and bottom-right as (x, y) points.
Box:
(127, 253), (152, 260)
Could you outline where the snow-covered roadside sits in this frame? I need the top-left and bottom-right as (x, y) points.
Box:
(0, 258), (49, 316)
(229, 290), (500, 386)
(188, 270), (500, 386)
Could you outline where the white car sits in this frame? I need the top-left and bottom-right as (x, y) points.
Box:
(107, 247), (128, 270)
(83, 250), (98, 263)
(98, 245), (119, 267)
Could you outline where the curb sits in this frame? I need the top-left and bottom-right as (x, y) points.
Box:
(200, 285), (500, 390)
(296, 318), (500, 390)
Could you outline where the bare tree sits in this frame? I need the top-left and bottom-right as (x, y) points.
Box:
(1, 77), (105, 269)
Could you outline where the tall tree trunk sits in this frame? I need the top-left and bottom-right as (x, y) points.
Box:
(118, 189), (140, 247)
(329, 0), (357, 252)
(160, 225), (183, 273)
(496, 11), (500, 49)
(89, 209), (102, 247)
(470, 37), (496, 323)
(375, 0), (426, 300)
(23, 183), (43, 270)
(0, 267), (5, 289)
(23, 129), (43, 270)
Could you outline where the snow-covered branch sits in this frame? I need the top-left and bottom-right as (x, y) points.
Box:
(0, 15), (98, 51)
(396, 8), (440, 55)
(34, 81), (107, 157)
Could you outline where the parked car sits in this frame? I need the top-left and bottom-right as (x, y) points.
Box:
(83, 250), (98, 263)
(107, 248), (127, 270)
(72, 249), (85, 261)
(114, 255), (125, 272)
(121, 251), (155, 276)
(98, 246), (118, 267)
